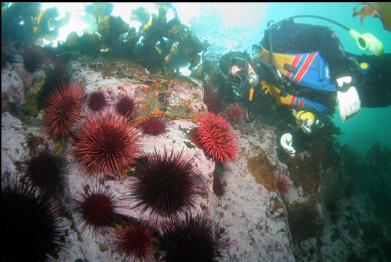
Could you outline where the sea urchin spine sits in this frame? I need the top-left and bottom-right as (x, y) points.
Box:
(115, 219), (159, 261)
(131, 148), (202, 217)
(88, 91), (108, 112)
(25, 149), (67, 197)
(2, 179), (65, 262)
(72, 111), (141, 176)
(197, 112), (239, 163)
(43, 83), (84, 140)
(159, 214), (229, 262)
(74, 184), (123, 232)
(140, 116), (167, 136)
(115, 95), (135, 118)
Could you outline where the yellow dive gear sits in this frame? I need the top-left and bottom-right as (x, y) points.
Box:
(261, 81), (293, 106)
(248, 87), (255, 102)
(349, 29), (384, 56)
(292, 109), (316, 134)
(360, 62), (369, 70)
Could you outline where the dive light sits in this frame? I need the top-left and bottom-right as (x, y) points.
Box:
(349, 29), (384, 56)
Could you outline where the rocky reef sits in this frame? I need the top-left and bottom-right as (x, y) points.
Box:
(1, 47), (297, 261)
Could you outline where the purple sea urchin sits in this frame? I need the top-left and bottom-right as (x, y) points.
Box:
(130, 149), (202, 217)
(159, 214), (229, 262)
(115, 219), (159, 261)
(88, 91), (108, 111)
(115, 95), (135, 118)
(25, 150), (67, 196)
(74, 184), (123, 232)
(1, 179), (65, 261)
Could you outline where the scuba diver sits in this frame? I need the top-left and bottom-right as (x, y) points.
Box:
(219, 16), (390, 157)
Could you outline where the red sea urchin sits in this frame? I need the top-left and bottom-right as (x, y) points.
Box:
(115, 219), (159, 261)
(25, 150), (67, 197)
(43, 83), (84, 140)
(115, 95), (135, 118)
(159, 214), (229, 262)
(130, 148), (203, 217)
(88, 91), (108, 111)
(197, 112), (240, 163)
(140, 117), (167, 136)
(2, 179), (65, 262)
(72, 112), (141, 176)
(226, 104), (246, 123)
(74, 184), (123, 232)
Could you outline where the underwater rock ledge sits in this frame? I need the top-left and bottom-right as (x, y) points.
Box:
(2, 56), (295, 261)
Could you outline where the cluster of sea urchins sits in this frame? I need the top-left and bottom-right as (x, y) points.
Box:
(114, 214), (228, 262)
(1, 179), (65, 262)
(131, 148), (203, 217)
(33, 72), (235, 261)
(72, 111), (141, 176)
(43, 83), (84, 140)
(197, 112), (239, 163)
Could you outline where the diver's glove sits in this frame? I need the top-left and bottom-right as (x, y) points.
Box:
(336, 76), (361, 122)
(280, 133), (296, 158)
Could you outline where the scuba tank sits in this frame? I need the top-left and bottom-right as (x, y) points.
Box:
(263, 15), (384, 97)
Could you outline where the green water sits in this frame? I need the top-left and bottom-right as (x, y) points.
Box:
(333, 107), (391, 155)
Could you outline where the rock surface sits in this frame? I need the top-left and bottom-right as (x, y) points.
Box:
(2, 59), (296, 262)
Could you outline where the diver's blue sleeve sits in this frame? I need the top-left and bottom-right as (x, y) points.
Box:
(299, 96), (328, 115)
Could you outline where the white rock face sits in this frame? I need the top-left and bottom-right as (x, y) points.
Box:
(1, 68), (25, 106)
(1, 112), (28, 176)
(212, 121), (295, 262)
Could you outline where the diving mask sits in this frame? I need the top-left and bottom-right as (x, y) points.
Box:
(293, 110), (316, 134)
(228, 55), (249, 80)
(299, 119), (313, 134)
(349, 29), (384, 56)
